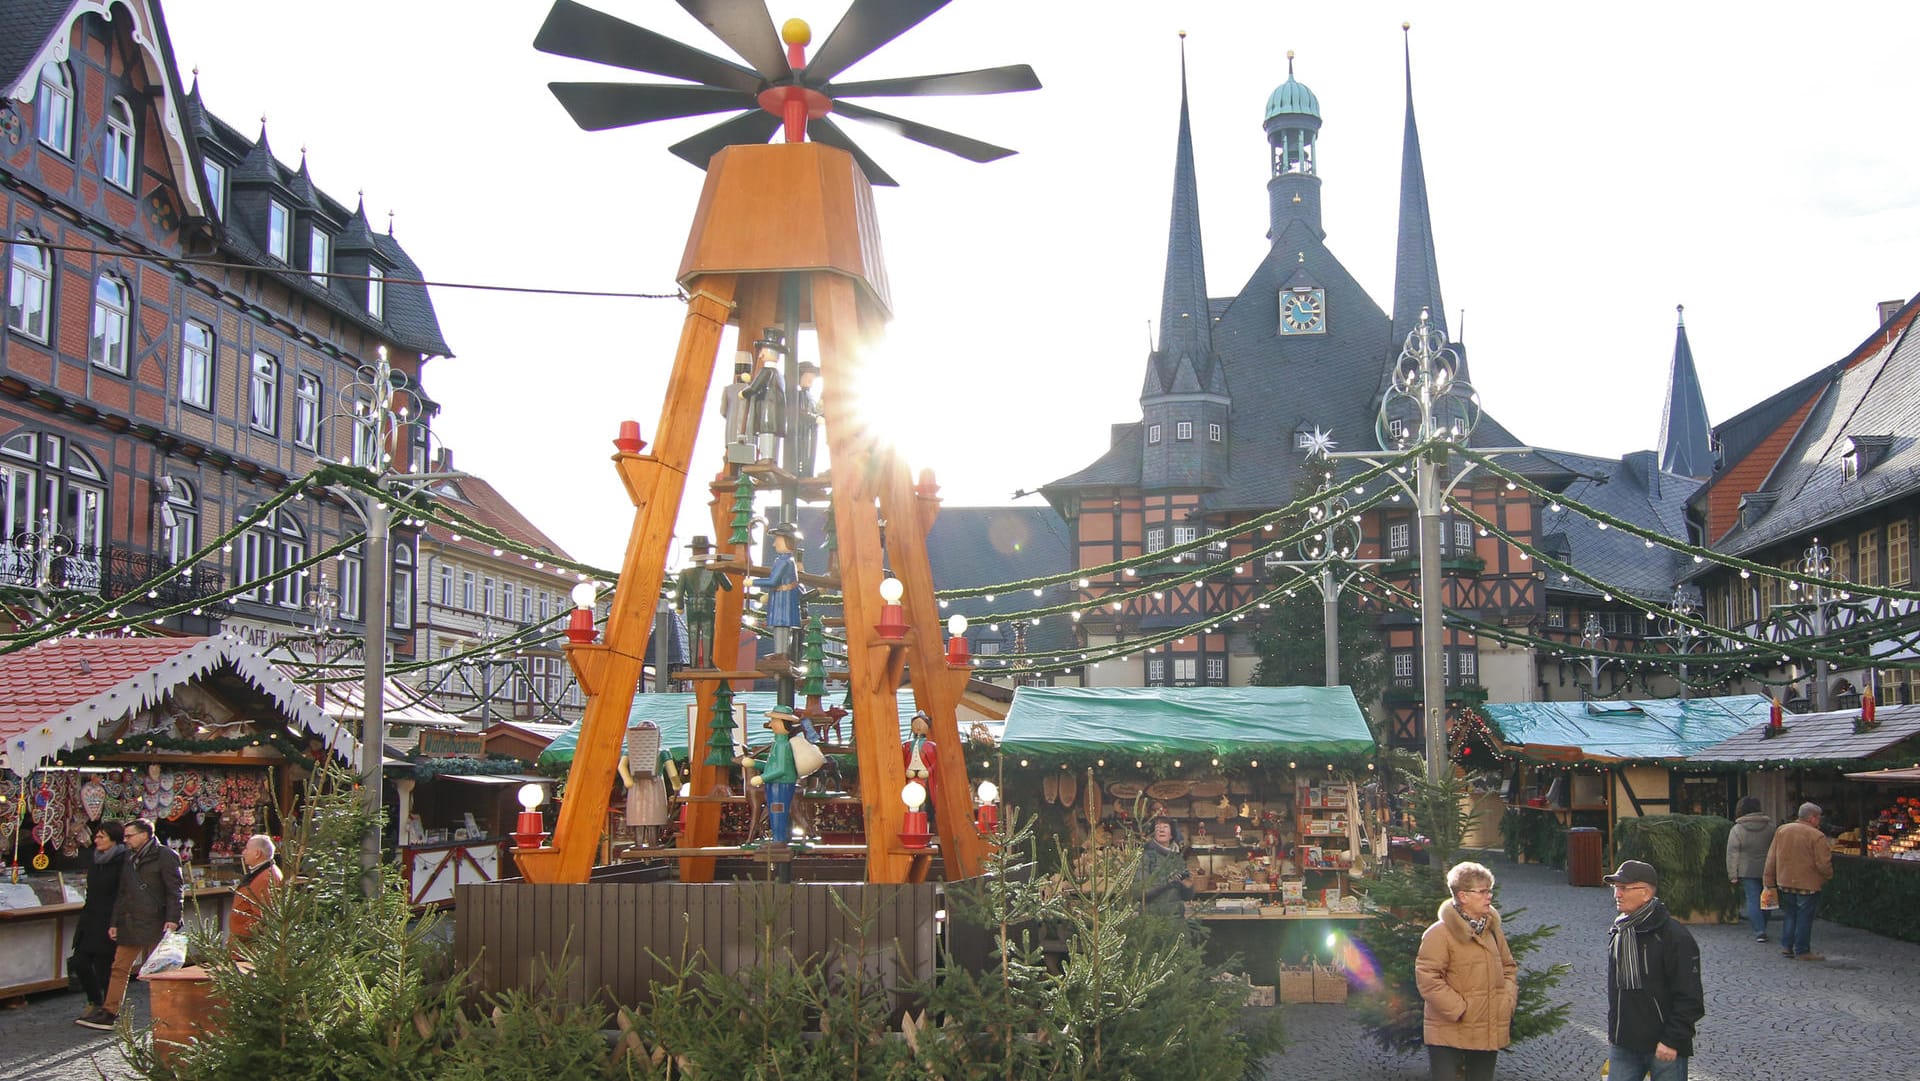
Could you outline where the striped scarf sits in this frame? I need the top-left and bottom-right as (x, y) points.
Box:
(1609, 898), (1666, 990)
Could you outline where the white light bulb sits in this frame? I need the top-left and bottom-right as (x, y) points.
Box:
(878, 577), (905, 604)
(570, 582), (597, 609)
(976, 781), (998, 804)
(901, 781), (927, 810)
(948, 614), (968, 636)
(516, 783), (545, 810)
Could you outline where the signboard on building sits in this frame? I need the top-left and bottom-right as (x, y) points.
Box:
(417, 730), (486, 758)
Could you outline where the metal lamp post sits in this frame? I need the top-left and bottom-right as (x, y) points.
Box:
(1272, 443), (1393, 687)
(1656, 584), (1704, 701)
(1330, 310), (1530, 781)
(1800, 538), (1834, 711)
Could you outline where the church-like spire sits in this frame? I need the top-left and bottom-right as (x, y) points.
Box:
(1659, 305), (1713, 477)
(1390, 25), (1448, 349)
(1154, 33), (1211, 376)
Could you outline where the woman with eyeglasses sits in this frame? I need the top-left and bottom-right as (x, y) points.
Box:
(1414, 861), (1518, 1080)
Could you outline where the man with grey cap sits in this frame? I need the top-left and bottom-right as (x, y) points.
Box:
(1603, 859), (1703, 1080)
(1762, 801), (1834, 961)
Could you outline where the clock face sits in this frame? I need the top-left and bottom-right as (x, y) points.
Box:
(1278, 288), (1326, 335)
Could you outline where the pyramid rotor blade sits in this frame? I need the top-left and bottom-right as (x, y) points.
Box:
(676, 0), (792, 83)
(829, 64), (1042, 98)
(549, 82), (755, 131)
(831, 100), (1015, 163)
(669, 109), (783, 169)
(536, 0), (763, 93)
(806, 116), (898, 187)
(805, 0), (950, 85)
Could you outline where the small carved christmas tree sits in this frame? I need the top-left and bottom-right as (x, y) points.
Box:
(800, 616), (827, 699)
(704, 680), (738, 768)
(727, 473), (756, 545)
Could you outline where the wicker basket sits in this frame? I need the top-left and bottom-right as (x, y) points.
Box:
(1312, 963), (1348, 1004)
(1279, 964), (1315, 1004)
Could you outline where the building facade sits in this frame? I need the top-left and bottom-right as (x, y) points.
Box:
(2, 1), (449, 657)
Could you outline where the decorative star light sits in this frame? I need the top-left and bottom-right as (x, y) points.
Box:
(1301, 427), (1339, 457)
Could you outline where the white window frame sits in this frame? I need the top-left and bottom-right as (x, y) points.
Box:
(103, 97), (135, 191)
(1146, 527), (1166, 553)
(6, 235), (52, 341)
(35, 63), (73, 156)
(202, 159), (226, 219)
(1294, 429), (1314, 449)
(1206, 656), (1225, 683)
(461, 570), (475, 610)
(164, 480), (197, 566)
(89, 275), (130, 374)
(390, 544), (414, 629)
(267, 200), (291, 261)
(180, 320), (212, 409)
(1173, 657), (1197, 683)
(1147, 423), (1162, 445)
(294, 373), (321, 450)
(367, 265), (384, 319)
(1458, 650), (1477, 679)
(249, 351), (278, 433)
(1173, 525), (1197, 545)
(308, 226), (331, 285)
(1147, 657), (1166, 683)
(520, 586), (532, 625)
(1388, 522), (1410, 553)
(1453, 520), (1473, 552)
(482, 577), (496, 616)
(438, 564), (453, 606)
(1175, 420), (1194, 441)
(339, 546), (363, 621)
(352, 398), (379, 466)
(1208, 423), (1222, 443)
(1393, 652), (1415, 678)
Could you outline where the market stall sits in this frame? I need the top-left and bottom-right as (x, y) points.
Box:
(997, 685), (1380, 993)
(1464, 696), (1768, 874)
(0, 636), (358, 999)
(390, 729), (555, 907)
(1685, 702), (1920, 942)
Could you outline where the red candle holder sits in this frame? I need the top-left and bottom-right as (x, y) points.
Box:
(875, 603), (907, 641)
(975, 802), (999, 833)
(899, 808), (930, 849)
(565, 606), (596, 644)
(513, 809), (547, 851)
(613, 420), (646, 454)
(946, 633), (970, 664)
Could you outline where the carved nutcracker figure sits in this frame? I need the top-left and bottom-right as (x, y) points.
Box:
(719, 350), (756, 464)
(674, 536), (733, 669)
(752, 522), (804, 664)
(742, 327), (788, 465)
(791, 359), (821, 477)
(902, 710), (939, 823)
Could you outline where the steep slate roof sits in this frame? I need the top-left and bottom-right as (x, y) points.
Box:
(1532, 448), (1704, 601)
(0, 636), (359, 769)
(1658, 309), (1713, 478)
(0, 0), (69, 93)
(183, 89), (453, 358)
(1389, 36), (1449, 355)
(1688, 703), (1920, 765)
(1147, 43), (1220, 399)
(1710, 314), (1920, 557)
(421, 474), (574, 562)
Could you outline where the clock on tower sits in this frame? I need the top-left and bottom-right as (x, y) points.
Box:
(1278, 287), (1326, 335)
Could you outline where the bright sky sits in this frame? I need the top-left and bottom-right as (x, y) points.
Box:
(161, 1), (1920, 571)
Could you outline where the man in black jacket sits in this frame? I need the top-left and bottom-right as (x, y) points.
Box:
(1604, 860), (1704, 1080)
(79, 818), (183, 1031)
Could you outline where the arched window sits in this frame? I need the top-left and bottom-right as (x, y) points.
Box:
(0, 431), (106, 590)
(5, 235), (52, 341)
(35, 63), (72, 155)
(104, 97), (135, 190)
(89, 275), (129, 374)
(390, 543), (415, 630)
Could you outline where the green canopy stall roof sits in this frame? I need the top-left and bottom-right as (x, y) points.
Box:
(537, 690), (930, 768)
(1479, 695), (1771, 764)
(999, 686), (1376, 760)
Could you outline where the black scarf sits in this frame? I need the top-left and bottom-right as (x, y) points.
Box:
(238, 859), (275, 891)
(94, 842), (127, 865)
(1610, 897), (1666, 990)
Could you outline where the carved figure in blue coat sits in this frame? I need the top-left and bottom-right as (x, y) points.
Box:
(753, 523), (804, 662)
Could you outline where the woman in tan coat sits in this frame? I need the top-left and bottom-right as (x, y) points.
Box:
(1415, 861), (1519, 1081)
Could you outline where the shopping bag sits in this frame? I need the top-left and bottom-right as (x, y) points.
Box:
(138, 931), (188, 977)
(790, 732), (826, 779)
(1759, 887), (1780, 911)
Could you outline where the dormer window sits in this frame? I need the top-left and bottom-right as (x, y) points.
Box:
(308, 226), (331, 285)
(103, 98), (136, 191)
(1175, 421), (1194, 441)
(1842, 435), (1893, 480)
(1147, 423), (1162, 445)
(366, 265), (385, 318)
(1294, 427), (1314, 449)
(267, 200), (291, 261)
(1208, 422), (1222, 443)
(203, 159), (226, 219)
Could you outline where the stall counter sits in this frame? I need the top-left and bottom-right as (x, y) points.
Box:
(0, 882), (234, 1000)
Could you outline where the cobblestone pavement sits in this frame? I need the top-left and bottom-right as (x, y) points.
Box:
(4, 856), (1915, 1080)
(1258, 855), (1920, 1081)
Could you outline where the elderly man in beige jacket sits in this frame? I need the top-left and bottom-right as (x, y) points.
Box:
(1762, 801), (1834, 961)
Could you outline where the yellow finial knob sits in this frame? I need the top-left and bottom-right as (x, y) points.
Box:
(781, 18), (811, 46)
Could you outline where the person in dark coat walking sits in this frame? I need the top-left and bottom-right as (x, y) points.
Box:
(69, 821), (127, 1022)
(78, 818), (183, 1031)
(1604, 860), (1704, 1080)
